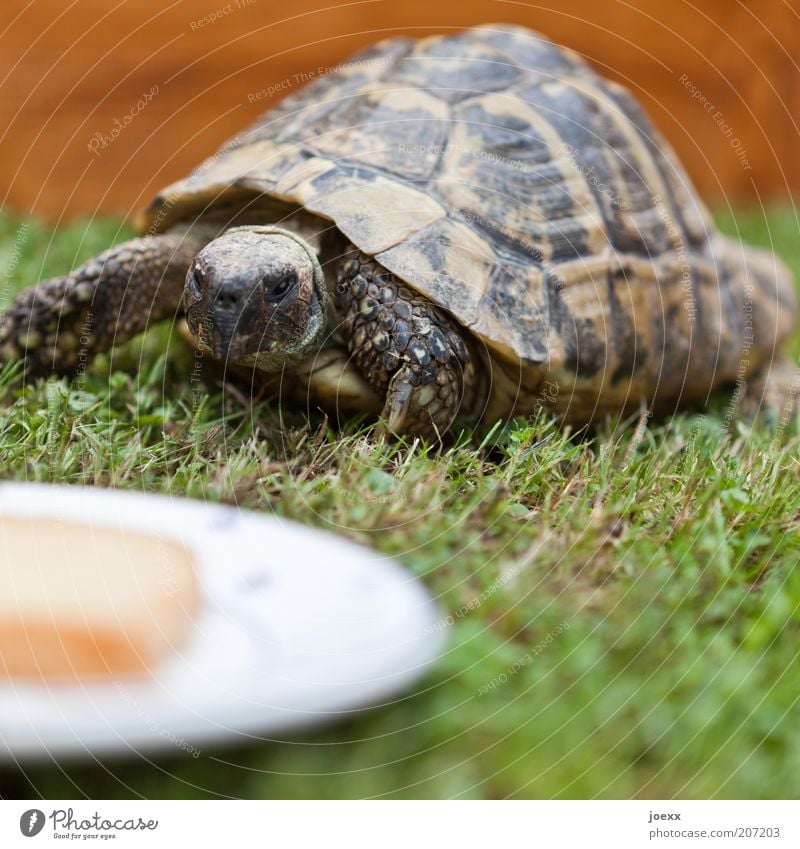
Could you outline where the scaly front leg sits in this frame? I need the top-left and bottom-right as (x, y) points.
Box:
(0, 229), (206, 377)
(334, 247), (482, 438)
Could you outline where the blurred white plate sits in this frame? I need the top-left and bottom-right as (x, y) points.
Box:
(0, 484), (444, 760)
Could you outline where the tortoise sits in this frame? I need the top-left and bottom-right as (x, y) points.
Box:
(2, 24), (797, 437)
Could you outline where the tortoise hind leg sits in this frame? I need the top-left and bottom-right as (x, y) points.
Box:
(717, 239), (798, 429)
(738, 354), (800, 430)
(334, 247), (484, 438)
(0, 229), (205, 377)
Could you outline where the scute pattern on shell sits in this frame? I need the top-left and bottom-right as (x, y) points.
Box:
(140, 24), (795, 415)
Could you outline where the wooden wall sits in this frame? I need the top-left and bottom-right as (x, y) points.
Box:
(1, 0), (798, 221)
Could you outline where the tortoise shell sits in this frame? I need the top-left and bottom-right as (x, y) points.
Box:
(139, 24), (795, 421)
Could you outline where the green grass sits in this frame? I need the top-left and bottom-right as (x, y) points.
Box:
(1, 208), (799, 799)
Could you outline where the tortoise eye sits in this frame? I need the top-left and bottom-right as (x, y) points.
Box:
(264, 270), (296, 302)
(186, 267), (204, 301)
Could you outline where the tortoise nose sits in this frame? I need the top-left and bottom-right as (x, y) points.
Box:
(215, 288), (242, 309)
(212, 289), (246, 345)
(211, 308), (239, 348)
(210, 294), (244, 350)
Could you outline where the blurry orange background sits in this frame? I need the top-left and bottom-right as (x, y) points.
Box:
(1, 0), (798, 221)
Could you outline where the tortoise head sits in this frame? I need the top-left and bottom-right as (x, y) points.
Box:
(183, 226), (331, 370)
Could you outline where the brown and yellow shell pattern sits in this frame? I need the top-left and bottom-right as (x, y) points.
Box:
(139, 24), (796, 422)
